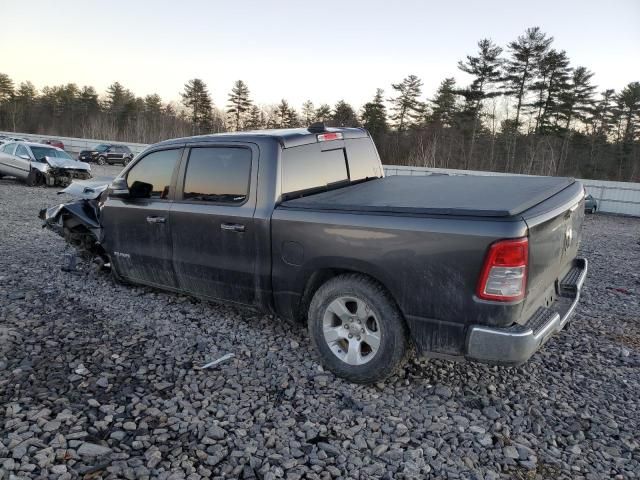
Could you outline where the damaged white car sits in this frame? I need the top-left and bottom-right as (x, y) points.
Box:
(0, 141), (91, 186)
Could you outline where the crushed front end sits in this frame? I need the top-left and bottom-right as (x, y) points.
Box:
(39, 182), (109, 261)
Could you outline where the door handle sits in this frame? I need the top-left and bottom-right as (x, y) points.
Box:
(221, 223), (245, 233)
(146, 216), (166, 224)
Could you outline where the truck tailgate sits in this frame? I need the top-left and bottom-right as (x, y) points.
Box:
(520, 181), (585, 322)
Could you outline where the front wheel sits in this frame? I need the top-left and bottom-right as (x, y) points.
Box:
(97, 156), (106, 165)
(123, 156), (132, 166)
(26, 169), (43, 187)
(308, 274), (409, 384)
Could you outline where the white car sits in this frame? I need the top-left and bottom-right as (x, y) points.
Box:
(0, 141), (91, 186)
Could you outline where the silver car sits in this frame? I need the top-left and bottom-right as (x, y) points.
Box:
(0, 141), (91, 187)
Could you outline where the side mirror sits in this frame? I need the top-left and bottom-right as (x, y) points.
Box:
(109, 177), (130, 198)
(129, 181), (153, 198)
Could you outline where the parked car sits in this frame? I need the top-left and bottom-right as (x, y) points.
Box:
(78, 144), (134, 165)
(42, 139), (65, 150)
(0, 141), (91, 186)
(41, 125), (587, 383)
(584, 194), (598, 213)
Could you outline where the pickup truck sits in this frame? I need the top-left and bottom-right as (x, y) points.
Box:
(41, 125), (587, 383)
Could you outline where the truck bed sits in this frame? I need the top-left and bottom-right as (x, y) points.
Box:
(281, 175), (575, 217)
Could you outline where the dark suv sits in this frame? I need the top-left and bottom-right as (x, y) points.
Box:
(79, 144), (134, 166)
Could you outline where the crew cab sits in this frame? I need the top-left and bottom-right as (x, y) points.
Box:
(41, 125), (587, 383)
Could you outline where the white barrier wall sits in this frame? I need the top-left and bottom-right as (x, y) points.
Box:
(383, 165), (640, 217)
(0, 131), (149, 156)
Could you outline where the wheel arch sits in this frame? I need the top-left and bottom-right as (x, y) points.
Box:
(293, 260), (403, 325)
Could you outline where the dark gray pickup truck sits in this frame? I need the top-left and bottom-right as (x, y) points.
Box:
(42, 125), (587, 383)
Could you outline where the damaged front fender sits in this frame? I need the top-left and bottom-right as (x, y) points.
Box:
(40, 181), (109, 259)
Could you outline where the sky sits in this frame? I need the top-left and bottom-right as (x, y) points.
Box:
(1, 0), (639, 110)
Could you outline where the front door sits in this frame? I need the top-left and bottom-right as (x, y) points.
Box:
(101, 147), (183, 289)
(170, 144), (258, 305)
(13, 143), (32, 179)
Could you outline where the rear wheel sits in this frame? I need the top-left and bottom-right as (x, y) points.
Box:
(308, 274), (409, 384)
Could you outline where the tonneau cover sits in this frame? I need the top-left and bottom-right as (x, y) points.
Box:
(281, 175), (575, 217)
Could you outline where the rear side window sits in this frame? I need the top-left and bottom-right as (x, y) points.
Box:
(182, 147), (251, 204)
(345, 138), (383, 180)
(2, 143), (16, 154)
(282, 144), (348, 194)
(126, 149), (181, 199)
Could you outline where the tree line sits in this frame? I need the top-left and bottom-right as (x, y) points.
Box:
(0, 26), (638, 181)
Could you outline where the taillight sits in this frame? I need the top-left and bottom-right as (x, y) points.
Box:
(317, 132), (343, 142)
(476, 237), (528, 302)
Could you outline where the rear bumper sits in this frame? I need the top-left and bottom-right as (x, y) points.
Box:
(466, 257), (587, 365)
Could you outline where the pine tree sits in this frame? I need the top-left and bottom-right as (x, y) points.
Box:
(181, 78), (214, 134)
(361, 89), (388, 139)
(389, 74), (424, 131)
(226, 80), (252, 131)
(0, 73), (14, 128)
(248, 105), (267, 130)
(503, 27), (553, 132)
(315, 104), (332, 122)
(616, 82), (640, 143)
(78, 86), (100, 115)
(529, 49), (571, 133)
(16, 82), (36, 103)
(302, 100), (315, 125)
(276, 99), (292, 128)
(501, 27), (553, 169)
(558, 66), (596, 131)
(106, 82), (134, 113)
(0, 73), (13, 103)
(429, 78), (458, 127)
(331, 100), (359, 127)
(144, 94), (163, 116)
(458, 39), (503, 163)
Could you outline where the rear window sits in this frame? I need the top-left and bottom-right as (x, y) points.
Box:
(282, 144), (348, 194)
(182, 147), (251, 204)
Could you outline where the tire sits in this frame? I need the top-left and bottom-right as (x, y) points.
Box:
(123, 156), (131, 166)
(308, 274), (409, 384)
(97, 156), (106, 166)
(26, 169), (42, 187)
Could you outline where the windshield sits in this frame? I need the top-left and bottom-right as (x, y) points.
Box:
(94, 144), (109, 152)
(30, 146), (73, 162)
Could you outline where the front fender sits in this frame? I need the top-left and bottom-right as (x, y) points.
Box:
(30, 162), (49, 173)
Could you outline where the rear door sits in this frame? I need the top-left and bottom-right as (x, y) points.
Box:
(101, 147), (183, 288)
(169, 143), (258, 305)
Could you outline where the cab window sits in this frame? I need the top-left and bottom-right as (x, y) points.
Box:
(126, 149), (181, 199)
(181, 147), (251, 204)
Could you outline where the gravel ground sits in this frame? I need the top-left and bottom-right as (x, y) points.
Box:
(1, 168), (639, 480)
